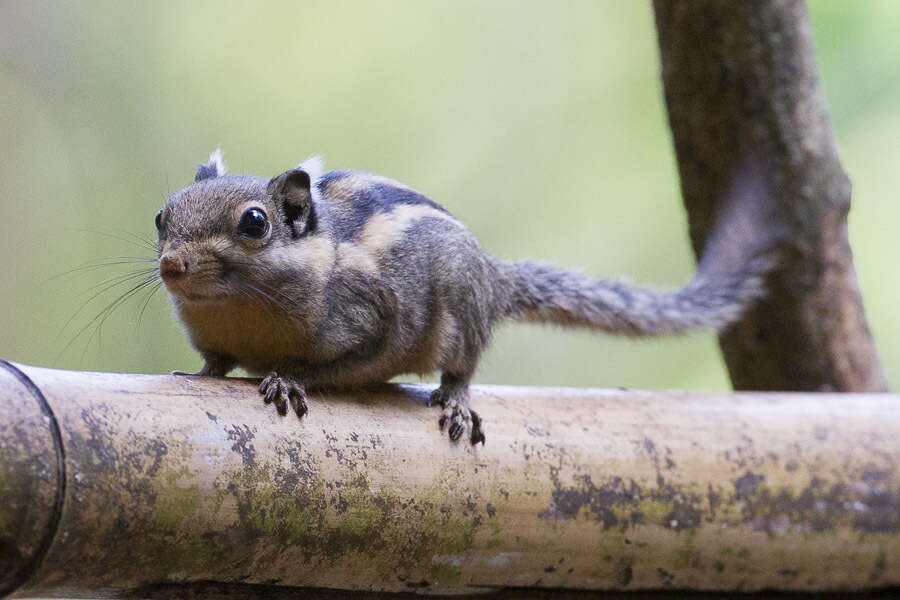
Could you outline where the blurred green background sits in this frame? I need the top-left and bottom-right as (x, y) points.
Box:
(1, 1), (898, 390)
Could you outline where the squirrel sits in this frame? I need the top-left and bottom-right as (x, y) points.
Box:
(157, 149), (773, 445)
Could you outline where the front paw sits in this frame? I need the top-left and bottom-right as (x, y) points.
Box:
(259, 372), (308, 419)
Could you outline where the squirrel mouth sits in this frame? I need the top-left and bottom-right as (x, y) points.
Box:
(176, 289), (223, 303)
(174, 291), (225, 304)
(163, 280), (221, 303)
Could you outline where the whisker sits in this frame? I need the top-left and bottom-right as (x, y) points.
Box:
(70, 227), (158, 252)
(240, 280), (302, 318)
(221, 268), (305, 312)
(122, 229), (157, 246)
(240, 281), (290, 315)
(57, 274), (159, 362)
(44, 258), (158, 284)
(135, 280), (165, 335)
(84, 276), (160, 358)
(57, 268), (160, 342)
(185, 256), (307, 314)
(252, 280), (305, 312)
(80, 267), (160, 295)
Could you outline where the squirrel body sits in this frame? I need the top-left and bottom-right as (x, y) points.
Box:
(157, 151), (770, 444)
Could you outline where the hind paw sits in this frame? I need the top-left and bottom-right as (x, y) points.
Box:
(432, 387), (485, 445)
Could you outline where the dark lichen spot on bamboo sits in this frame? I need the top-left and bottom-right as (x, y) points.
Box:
(732, 474), (900, 535)
(59, 414), (225, 583)
(707, 485), (722, 519)
(542, 467), (705, 532)
(662, 494), (704, 531)
(208, 440), (486, 579)
(613, 557), (633, 587)
(140, 438), (168, 477)
(734, 471), (765, 499)
(225, 424), (256, 469)
(853, 482), (900, 534)
(778, 568), (798, 578)
(540, 471), (631, 528)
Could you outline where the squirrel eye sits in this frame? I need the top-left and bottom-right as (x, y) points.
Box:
(237, 208), (269, 239)
(155, 209), (163, 230)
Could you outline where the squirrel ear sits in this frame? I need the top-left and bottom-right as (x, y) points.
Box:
(268, 168), (316, 237)
(195, 148), (227, 181)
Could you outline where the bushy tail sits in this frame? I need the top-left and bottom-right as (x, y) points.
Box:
(499, 158), (779, 336)
(499, 252), (773, 336)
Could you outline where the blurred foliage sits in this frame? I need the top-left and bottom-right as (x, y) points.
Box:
(0, 1), (898, 390)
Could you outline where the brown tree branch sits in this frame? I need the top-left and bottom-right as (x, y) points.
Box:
(653, 0), (886, 392)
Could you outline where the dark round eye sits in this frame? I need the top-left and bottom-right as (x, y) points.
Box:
(237, 208), (268, 238)
(155, 209), (163, 230)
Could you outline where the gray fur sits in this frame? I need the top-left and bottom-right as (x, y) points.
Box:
(498, 257), (770, 335)
(158, 155), (772, 445)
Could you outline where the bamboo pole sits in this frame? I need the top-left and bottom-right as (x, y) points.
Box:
(1, 359), (899, 598)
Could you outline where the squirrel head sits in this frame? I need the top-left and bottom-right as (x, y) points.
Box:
(155, 150), (325, 304)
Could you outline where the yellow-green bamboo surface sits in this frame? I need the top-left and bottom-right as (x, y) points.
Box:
(1, 360), (899, 598)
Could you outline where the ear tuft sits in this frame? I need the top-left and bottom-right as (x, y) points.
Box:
(195, 148), (228, 181)
(297, 155), (325, 202)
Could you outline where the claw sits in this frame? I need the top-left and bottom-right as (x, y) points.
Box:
(263, 383), (280, 405)
(258, 372), (308, 420)
(289, 389), (308, 418)
(259, 372), (277, 395)
(470, 410), (486, 446)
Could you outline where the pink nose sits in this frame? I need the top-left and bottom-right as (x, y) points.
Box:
(159, 254), (187, 280)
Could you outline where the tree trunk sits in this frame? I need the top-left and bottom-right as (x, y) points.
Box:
(653, 0), (886, 392)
